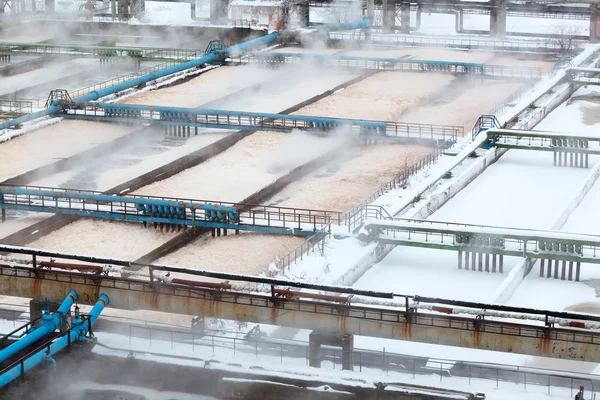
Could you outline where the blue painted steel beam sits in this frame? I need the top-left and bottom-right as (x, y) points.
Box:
(249, 52), (485, 70)
(312, 17), (373, 31)
(95, 103), (388, 128)
(0, 187), (237, 215)
(0, 203), (318, 236)
(0, 294), (108, 389)
(0, 291), (76, 363)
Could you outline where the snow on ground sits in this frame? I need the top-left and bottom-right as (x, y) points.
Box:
(507, 86), (600, 314)
(92, 331), (598, 400)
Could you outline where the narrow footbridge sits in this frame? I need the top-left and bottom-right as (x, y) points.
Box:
(56, 103), (462, 142)
(481, 128), (600, 168)
(238, 52), (542, 80)
(0, 185), (341, 237)
(361, 217), (600, 280)
(0, 42), (201, 63)
(3, 245), (600, 363)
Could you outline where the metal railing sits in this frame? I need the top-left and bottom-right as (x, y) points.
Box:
(0, 184), (341, 235)
(95, 320), (599, 399)
(344, 136), (457, 232)
(267, 136), (457, 275)
(328, 32), (581, 53)
(0, 42), (201, 62)
(0, 99), (33, 115)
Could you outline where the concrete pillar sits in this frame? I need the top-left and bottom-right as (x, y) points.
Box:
(590, 4), (599, 43)
(130, 0), (144, 15)
(210, 0), (229, 25)
(365, 0), (374, 40)
(341, 334), (354, 371)
(45, 0), (54, 12)
(308, 332), (321, 368)
(400, 2), (410, 34)
(117, 0), (129, 18)
(297, 1), (309, 27)
(382, 0), (395, 34)
(30, 300), (70, 333)
(191, 315), (205, 334)
(309, 331), (353, 370)
(490, 0), (507, 38)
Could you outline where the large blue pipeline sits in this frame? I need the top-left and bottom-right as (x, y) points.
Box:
(0, 291), (76, 364)
(0, 293), (108, 389)
(313, 18), (373, 32)
(0, 18), (373, 132)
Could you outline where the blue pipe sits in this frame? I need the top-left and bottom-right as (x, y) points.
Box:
(0, 291), (76, 364)
(0, 187), (237, 214)
(0, 32), (281, 131)
(0, 293), (108, 389)
(314, 17), (373, 31)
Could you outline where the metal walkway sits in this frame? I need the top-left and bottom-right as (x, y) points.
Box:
(361, 216), (600, 280)
(486, 128), (600, 167)
(0, 185), (341, 237)
(327, 32), (575, 54)
(3, 245), (600, 363)
(57, 103), (463, 141)
(0, 42), (202, 63)
(237, 52), (542, 80)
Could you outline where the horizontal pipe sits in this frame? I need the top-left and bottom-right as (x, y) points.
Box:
(0, 293), (108, 389)
(313, 17), (373, 31)
(0, 290), (76, 363)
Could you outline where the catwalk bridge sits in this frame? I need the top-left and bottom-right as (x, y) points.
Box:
(2, 245), (600, 363)
(54, 102), (463, 142)
(360, 215), (600, 280)
(237, 52), (543, 80)
(0, 42), (202, 63)
(0, 185), (340, 237)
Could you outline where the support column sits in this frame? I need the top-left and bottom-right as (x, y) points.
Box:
(117, 0), (129, 19)
(458, 251), (463, 269)
(210, 0), (229, 24)
(308, 332), (321, 368)
(297, 0), (309, 27)
(540, 259), (545, 277)
(382, 0), (395, 34)
(400, 2), (410, 34)
(490, 0), (507, 38)
(341, 334), (354, 371)
(590, 4), (599, 43)
(191, 315), (205, 334)
(365, 0), (374, 40)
